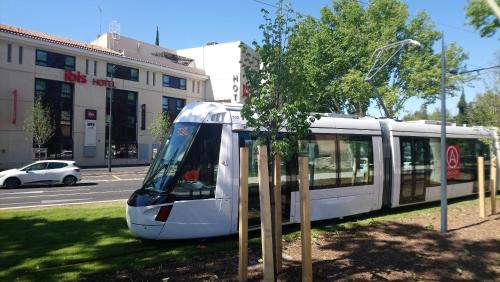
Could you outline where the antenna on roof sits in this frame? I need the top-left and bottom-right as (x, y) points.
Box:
(109, 20), (120, 51)
(98, 6), (102, 36)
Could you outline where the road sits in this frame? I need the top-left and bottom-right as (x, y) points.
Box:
(0, 173), (145, 209)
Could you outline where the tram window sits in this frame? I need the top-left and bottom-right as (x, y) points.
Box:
(169, 124), (222, 201)
(428, 138), (441, 186)
(299, 135), (337, 189)
(338, 135), (374, 186)
(237, 135), (261, 227)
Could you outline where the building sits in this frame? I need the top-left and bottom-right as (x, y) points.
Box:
(0, 24), (251, 169)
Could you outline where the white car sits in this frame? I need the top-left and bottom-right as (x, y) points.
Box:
(0, 160), (81, 188)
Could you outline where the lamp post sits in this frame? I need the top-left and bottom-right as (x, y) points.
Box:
(107, 65), (116, 172)
(365, 39), (422, 118)
(440, 33), (447, 233)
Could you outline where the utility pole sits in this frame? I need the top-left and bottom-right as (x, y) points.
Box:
(440, 33), (447, 233)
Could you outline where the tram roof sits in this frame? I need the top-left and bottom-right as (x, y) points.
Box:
(175, 102), (496, 138)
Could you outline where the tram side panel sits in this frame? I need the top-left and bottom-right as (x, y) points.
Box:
(290, 135), (385, 223)
(391, 134), (495, 208)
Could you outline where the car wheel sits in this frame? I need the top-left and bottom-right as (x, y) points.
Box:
(4, 177), (21, 188)
(63, 176), (77, 186)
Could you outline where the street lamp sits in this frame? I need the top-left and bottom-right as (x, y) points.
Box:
(365, 39), (422, 118)
(107, 65), (116, 172)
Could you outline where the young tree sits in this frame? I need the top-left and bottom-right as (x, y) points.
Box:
(466, 0), (500, 38)
(241, 1), (318, 158)
(293, 0), (469, 118)
(23, 97), (55, 149)
(147, 112), (171, 144)
(240, 1), (319, 278)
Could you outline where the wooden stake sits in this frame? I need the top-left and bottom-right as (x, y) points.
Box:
(478, 156), (485, 218)
(273, 154), (282, 274)
(257, 145), (275, 281)
(491, 155), (497, 215)
(298, 156), (312, 282)
(238, 147), (249, 282)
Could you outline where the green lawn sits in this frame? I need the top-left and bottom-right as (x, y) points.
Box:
(0, 201), (238, 281)
(0, 197), (480, 281)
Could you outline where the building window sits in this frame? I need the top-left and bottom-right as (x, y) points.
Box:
(34, 78), (74, 159)
(35, 49), (75, 70)
(153, 72), (156, 86)
(105, 88), (138, 159)
(85, 59), (89, 74)
(197, 81), (200, 93)
(192, 80), (195, 93)
(107, 63), (139, 81)
(18, 46), (23, 64)
(94, 60), (97, 75)
(162, 74), (187, 90)
(162, 96), (185, 121)
(146, 71), (149, 85)
(7, 44), (12, 63)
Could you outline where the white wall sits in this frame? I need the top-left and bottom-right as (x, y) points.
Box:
(178, 41), (254, 103)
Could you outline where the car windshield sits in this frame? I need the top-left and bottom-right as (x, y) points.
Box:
(143, 122), (200, 193)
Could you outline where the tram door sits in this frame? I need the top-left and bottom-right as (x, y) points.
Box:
(400, 137), (428, 204)
(239, 133), (294, 227)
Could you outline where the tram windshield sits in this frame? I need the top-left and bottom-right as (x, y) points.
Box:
(142, 122), (222, 200)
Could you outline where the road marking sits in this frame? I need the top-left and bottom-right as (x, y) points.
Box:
(1, 190), (44, 195)
(112, 175), (122, 180)
(0, 188), (91, 195)
(81, 178), (142, 183)
(42, 198), (92, 204)
(0, 199), (127, 210)
(0, 201), (42, 206)
(0, 189), (135, 200)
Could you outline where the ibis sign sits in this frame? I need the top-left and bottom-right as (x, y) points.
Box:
(64, 70), (114, 87)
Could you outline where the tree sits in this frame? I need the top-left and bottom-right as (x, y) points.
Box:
(23, 97), (55, 149)
(241, 1), (318, 158)
(467, 90), (500, 127)
(293, 0), (468, 118)
(455, 90), (469, 125)
(466, 0), (500, 38)
(147, 112), (171, 144)
(402, 103), (428, 121)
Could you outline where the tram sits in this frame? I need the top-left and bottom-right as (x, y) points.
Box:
(126, 102), (499, 240)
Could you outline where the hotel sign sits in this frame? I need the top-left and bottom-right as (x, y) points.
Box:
(84, 109), (97, 147)
(64, 70), (114, 87)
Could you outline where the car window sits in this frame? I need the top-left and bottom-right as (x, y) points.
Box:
(24, 163), (48, 171)
(47, 162), (67, 169)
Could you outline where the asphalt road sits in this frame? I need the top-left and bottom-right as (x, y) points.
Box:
(0, 173), (145, 209)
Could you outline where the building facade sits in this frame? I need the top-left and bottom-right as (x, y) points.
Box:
(0, 24), (250, 169)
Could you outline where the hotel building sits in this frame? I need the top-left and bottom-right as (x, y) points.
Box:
(0, 24), (251, 169)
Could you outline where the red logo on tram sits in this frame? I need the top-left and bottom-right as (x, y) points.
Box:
(446, 145), (461, 179)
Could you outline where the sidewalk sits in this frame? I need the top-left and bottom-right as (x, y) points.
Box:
(81, 165), (149, 176)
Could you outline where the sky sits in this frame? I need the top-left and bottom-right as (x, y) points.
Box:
(0, 0), (498, 117)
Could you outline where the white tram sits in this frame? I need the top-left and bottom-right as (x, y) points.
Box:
(126, 102), (499, 240)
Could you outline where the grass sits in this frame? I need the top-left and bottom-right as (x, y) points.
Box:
(0, 196), (481, 281)
(0, 201), (238, 281)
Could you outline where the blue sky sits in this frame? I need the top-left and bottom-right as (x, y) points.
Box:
(1, 0), (498, 117)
